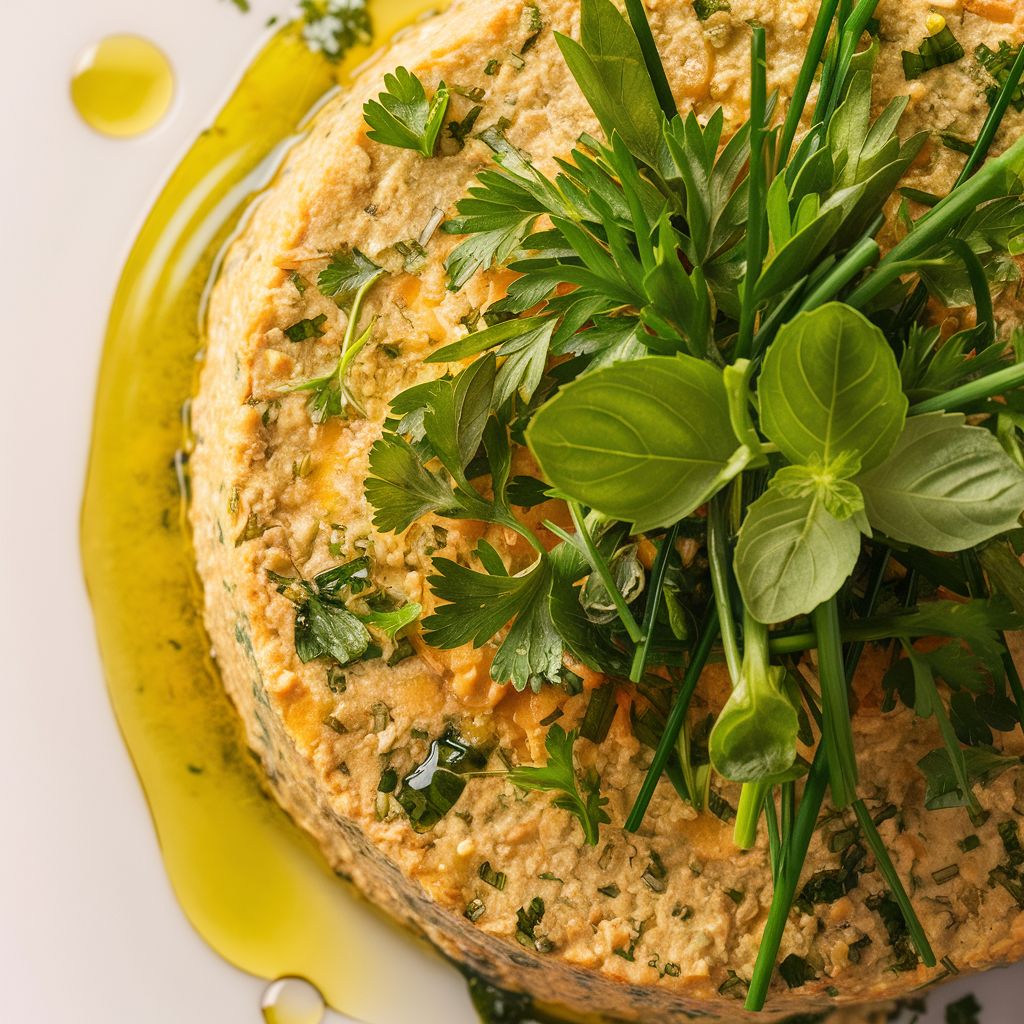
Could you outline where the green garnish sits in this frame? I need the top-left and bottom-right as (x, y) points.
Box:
(507, 725), (609, 845)
(283, 313), (328, 342)
(396, 727), (487, 831)
(478, 861), (507, 890)
(283, 250), (386, 421)
(778, 954), (817, 989)
(363, 67), (450, 158)
(299, 0), (371, 63)
(977, 41), (1024, 114)
(692, 0), (730, 20)
(902, 23), (965, 80)
(514, 897), (552, 952)
(447, 104), (483, 150)
(345, 0), (1024, 1009)
(945, 995), (982, 1024)
(268, 557), (418, 667)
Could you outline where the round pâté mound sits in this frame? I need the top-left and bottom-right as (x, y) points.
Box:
(191, 0), (1024, 1020)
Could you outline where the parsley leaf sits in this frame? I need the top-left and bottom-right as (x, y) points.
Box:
(272, 558), (417, 666)
(302, 595), (372, 665)
(507, 724), (610, 844)
(364, 434), (460, 532)
(317, 247), (383, 304)
(363, 67), (450, 158)
(423, 555), (564, 692)
(918, 746), (1021, 810)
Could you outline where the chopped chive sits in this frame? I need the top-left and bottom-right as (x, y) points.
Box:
(932, 864), (959, 885)
(478, 860), (507, 890)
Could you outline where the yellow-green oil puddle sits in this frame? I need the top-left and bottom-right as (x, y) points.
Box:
(79, 11), (474, 1023)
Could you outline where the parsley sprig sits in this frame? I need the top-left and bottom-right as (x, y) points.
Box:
(363, 67), (450, 158)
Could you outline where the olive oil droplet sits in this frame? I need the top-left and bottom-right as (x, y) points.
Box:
(70, 34), (174, 138)
(262, 977), (326, 1024)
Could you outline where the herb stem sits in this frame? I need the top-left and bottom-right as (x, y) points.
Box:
(629, 523), (680, 683)
(777, 0), (841, 168)
(734, 779), (767, 850)
(567, 502), (643, 644)
(847, 134), (1024, 309)
(818, 0), (882, 128)
(852, 798), (937, 967)
(909, 361), (1024, 415)
(799, 236), (880, 312)
(947, 239), (994, 346)
(748, 546), (892, 1012)
(708, 493), (742, 683)
(624, 604), (719, 832)
(735, 25), (767, 361)
(764, 793), (782, 881)
(744, 745), (830, 1011)
(812, 598), (858, 809)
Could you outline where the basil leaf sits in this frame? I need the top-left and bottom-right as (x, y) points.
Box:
(759, 303), (907, 471)
(526, 355), (745, 532)
(857, 413), (1024, 551)
(554, 0), (663, 168)
(734, 487), (862, 624)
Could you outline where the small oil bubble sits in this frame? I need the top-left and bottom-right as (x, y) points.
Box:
(70, 34), (175, 138)
(262, 977), (327, 1024)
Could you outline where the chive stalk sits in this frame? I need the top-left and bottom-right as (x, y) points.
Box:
(852, 799), (936, 966)
(847, 134), (1024, 309)
(708, 493), (742, 682)
(630, 523), (680, 682)
(621, 0), (678, 122)
(812, 599), (858, 809)
(909, 361), (1024, 415)
(736, 25), (768, 361)
(624, 605), (719, 832)
(566, 502), (644, 643)
(777, 0), (841, 169)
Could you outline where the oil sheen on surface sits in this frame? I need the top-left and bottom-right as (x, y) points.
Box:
(79, 9), (483, 1022)
(71, 34), (175, 138)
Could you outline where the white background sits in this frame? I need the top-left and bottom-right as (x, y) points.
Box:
(0, 0), (1021, 1021)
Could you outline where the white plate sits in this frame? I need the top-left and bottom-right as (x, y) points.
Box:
(0, 1), (1021, 1020)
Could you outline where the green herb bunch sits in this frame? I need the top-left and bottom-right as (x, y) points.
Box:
(355, 0), (1024, 1006)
